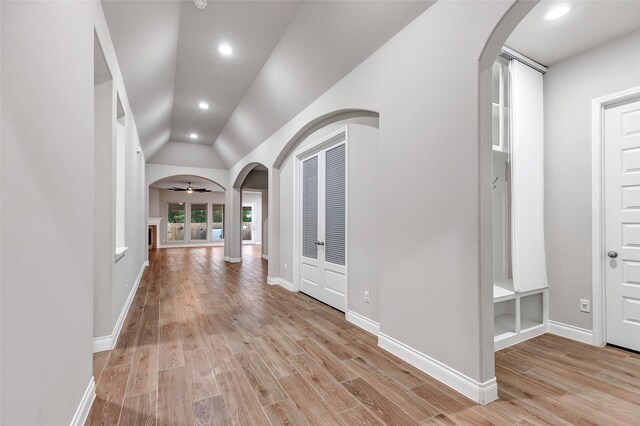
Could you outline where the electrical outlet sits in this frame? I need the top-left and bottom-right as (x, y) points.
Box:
(364, 291), (370, 304)
(284, 263), (287, 272)
(580, 299), (591, 313)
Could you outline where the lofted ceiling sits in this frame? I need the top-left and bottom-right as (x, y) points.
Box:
(150, 175), (224, 192)
(101, 0), (432, 168)
(507, 0), (640, 66)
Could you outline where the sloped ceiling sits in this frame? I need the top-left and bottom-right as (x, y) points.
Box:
(507, 0), (640, 66)
(102, 0), (432, 168)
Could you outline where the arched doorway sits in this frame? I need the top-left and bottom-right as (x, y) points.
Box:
(228, 163), (269, 262)
(267, 110), (380, 321)
(478, 0), (640, 395)
(147, 174), (226, 251)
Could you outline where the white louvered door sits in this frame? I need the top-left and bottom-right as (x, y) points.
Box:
(299, 141), (347, 312)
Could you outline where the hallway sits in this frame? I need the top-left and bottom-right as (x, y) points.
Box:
(87, 246), (640, 425)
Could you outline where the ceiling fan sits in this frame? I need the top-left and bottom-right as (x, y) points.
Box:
(168, 182), (211, 193)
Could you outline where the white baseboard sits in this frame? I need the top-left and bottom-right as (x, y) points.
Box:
(144, 260), (149, 266)
(224, 256), (242, 263)
(378, 332), (498, 405)
(267, 276), (295, 291)
(494, 323), (547, 352)
(261, 254), (269, 260)
(346, 310), (379, 336)
(547, 320), (594, 345)
(93, 262), (146, 353)
(70, 376), (96, 426)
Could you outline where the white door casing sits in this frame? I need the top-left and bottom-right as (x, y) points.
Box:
(298, 130), (347, 312)
(604, 99), (640, 352)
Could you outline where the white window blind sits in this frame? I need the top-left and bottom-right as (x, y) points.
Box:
(325, 144), (346, 266)
(303, 156), (318, 259)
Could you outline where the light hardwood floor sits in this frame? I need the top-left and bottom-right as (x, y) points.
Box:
(87, 245), (640, 425)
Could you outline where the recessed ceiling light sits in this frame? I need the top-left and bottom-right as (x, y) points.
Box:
(189, 133), (198, 139)
(545, 5), (570, 20)
(218, 43), (233, 56)
(198, 101), (209, 110)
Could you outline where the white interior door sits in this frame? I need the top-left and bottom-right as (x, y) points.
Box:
(299, 142), (347, 312)
(605, 98), (640, 352)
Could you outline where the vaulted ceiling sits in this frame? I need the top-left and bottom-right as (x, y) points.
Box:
(101, 0), (432, 168)
(507, 0), (640, 66)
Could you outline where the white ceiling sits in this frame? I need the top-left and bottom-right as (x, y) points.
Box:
(101, 0), (432, 166)
(507, 0), (640, 66)
(150, 175), (224, 192)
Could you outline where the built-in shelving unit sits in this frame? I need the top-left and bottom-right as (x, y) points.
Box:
(492, 52), (548, 351)
(493, 287), (547, 350)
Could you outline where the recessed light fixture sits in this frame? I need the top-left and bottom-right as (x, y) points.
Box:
(545, 5), (570, 20)
(189, 133), (198, 140)
(218, 43), (233, 56)
(198, 101), (209, 110)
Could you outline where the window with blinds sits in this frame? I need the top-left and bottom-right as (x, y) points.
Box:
(325, 144), (346, 266)
(303, 156), (318, 259)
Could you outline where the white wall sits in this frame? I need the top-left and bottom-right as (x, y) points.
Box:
(149, 187), (160, 217)
(0, 1), (150, 423)
(148, 141), (227, 169)
(93, 78), (114, 338)
(157, 189), (225, 245)
(91, 6), (148, 344)
(2, 3), (94, 423)
(227, 1), (522, 392)
(544, 29), (640, 330)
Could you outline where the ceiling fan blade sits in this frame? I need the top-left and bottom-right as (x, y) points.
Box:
(193, 188), (211, 192)
(169, 187), (187, 191)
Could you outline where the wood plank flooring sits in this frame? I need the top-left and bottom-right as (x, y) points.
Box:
(87, 245), (640, 425)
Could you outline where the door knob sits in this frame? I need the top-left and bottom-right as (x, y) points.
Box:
(607, 251), (618, 259)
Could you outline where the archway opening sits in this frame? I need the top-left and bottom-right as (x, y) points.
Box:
(480, 0), (640, 392)
(267, 110), (380, 320)
(231, 163), (269, 262)
(148, 174), (226, 250)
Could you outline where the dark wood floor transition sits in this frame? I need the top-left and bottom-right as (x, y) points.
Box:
(87, 245), (640, 425)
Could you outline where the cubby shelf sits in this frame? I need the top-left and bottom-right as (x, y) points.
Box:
(494, 288), (547, 351)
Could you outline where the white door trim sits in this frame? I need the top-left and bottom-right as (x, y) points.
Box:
(591, 85), (640, 347)
(294, 127), (349, 310)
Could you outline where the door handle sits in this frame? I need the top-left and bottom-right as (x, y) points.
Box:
(607, 251), (618, 259)
(319, 241), (325, 246)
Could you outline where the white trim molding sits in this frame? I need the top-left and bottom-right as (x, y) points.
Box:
(346, 310), (379, 336)
(591, 85), (640, 347)
(547, 320), (595, 345)
(93, 262), (146, 353)
(70, 377), (96, 426)
(267, 276), (295, 292)
(261, 254), (269, 261)
(224, 256), (242, 263)
(378, 332), (498, 405)
(144, 260), (149, 267)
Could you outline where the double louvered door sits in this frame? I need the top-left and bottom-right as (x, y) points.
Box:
(300, 142), (347, 312)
